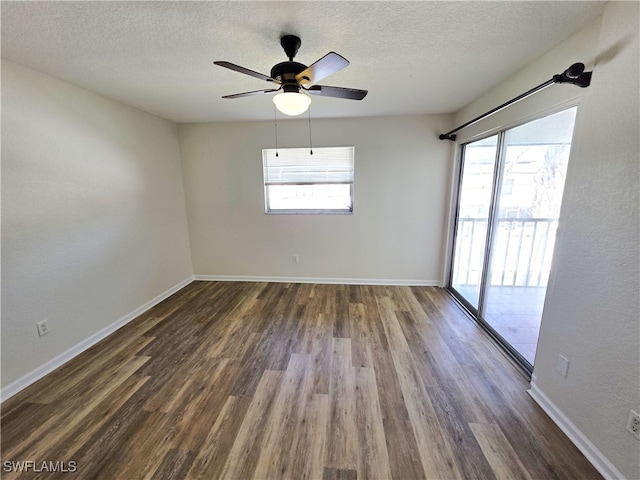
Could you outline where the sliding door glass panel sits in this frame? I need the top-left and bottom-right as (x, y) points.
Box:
(450, 135), (498, 310)
(484, 107), (577, 364)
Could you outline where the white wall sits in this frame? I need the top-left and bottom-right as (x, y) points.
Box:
(451, 4), (639, 479)
(1, 60), (193, 390)
(534, 3), (639, 479)
(453, 14), (602, 142)
(179, 114), (452, 284)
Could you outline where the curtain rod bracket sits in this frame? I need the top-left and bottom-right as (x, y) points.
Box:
(552, 72), (592, 88)
(439, 62), (592, 142)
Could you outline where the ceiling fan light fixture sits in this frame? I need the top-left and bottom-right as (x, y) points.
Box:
(273, 91), (311, 116)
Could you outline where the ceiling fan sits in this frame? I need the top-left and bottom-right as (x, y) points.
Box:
(214, 35), (368, 116)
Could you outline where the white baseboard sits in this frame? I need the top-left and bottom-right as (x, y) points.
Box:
(528, 375), (625, 480)
(0, 276), (195, 403)
(193, 274), (441, 287)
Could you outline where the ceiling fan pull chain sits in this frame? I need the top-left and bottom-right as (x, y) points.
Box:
(274, 105), (279, 157)
(308, 107), (313, 155)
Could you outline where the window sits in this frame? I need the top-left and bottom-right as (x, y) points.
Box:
(262, 146), (354, 214)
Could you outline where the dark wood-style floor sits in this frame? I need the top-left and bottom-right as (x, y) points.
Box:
(1, 281), (601, 480)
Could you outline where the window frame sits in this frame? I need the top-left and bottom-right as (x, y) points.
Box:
(262, 146), (355, 215)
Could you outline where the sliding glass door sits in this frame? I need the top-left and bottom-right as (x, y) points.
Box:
(450, 135), (499, 311)
(449, 108), (577, 369)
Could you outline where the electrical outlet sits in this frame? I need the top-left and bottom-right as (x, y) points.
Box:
(36, 319), (49, 337)
(556, 354), (569, 377)
(627, 410), (640, 440)
(292, 254), (299, 264)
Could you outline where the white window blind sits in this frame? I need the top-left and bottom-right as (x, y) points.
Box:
(263, 147), (354, 185)
(262, 146), (354, 214)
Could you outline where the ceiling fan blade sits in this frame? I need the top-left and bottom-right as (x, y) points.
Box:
(222, 88), (281, 99)
(214, 61), (280, 84)
(306, 85), (368, 100)
(296, 52), (349, 85)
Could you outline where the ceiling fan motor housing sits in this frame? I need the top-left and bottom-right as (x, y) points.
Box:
(270, 61), (307, 81)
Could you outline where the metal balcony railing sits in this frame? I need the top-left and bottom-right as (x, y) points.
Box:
(453, 217), (559, 288)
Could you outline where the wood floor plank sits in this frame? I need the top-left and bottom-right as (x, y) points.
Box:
(229, 329), (284, 396)
(470, 422), (533, 480)
(348, 284), (362, 304)
(0, 283), (603, 480)
(249, 282), (290, 335)
(150, 449), (197, 480)
(2, 356), (150, 462)
(387, 285), (433, 326)
(26, 334), (152, 405)
(0, 374), (149, 480)
(462, 362), (592, 480)
(167, 358), (236, 450)
(267, 295), (307, 371)
(395, 307), (493, 425)
(375, 296), (410, 352)
(103, 410), (175, 480)
(293, 282), (314, 305)
(353, 367), (392, 480)
(296, 296), (324, 355)
(142, 355), (223, 414)
(333, 288), (350, 338)
(325, 337), (358, 470)
(0, 402), (56, 454)
(312, 284), (337, 316)
(185, 395), (253, 480)
(348, 303), (373, 368)
(253, 354), (312, 479)
(427, 385), (497, 480)
(218, 369), (284, 479)
(308, 313), (333, 395)
(393, 310), (442, 388)
(370, 344), (427, 480)
(65, 392), (155, 479)
(392, 350), (464, 480)
(290, 393), (329, 480)
(323, 467), (358, 480)
(205, 282), (265, 359)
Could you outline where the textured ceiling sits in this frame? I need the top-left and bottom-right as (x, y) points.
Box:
(1, 1), (606, 123)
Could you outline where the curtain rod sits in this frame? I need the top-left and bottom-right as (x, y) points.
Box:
(439, 63), (592, 142)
